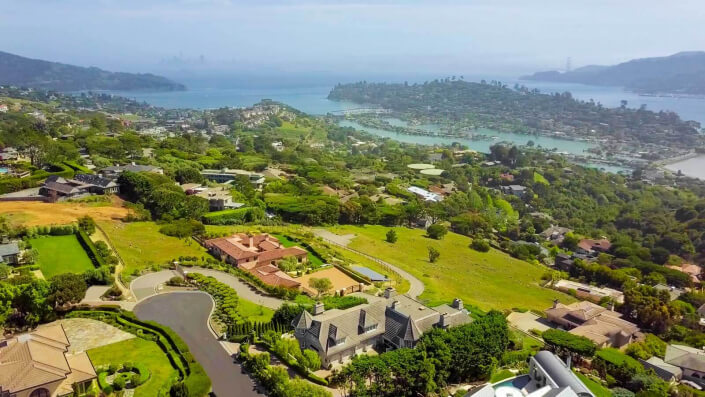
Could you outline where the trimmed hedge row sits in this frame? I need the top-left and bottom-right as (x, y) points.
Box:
(76, 229), (106, 267)
(187, 273), (242, 327)
(66, 307), (211, 396)
(63, 160), (94, 174)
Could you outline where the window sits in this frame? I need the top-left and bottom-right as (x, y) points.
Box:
(30, 389), (50, 397)
(363, 324), (377, 333)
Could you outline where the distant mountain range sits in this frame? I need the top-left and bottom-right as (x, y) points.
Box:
(0, 51), (185, 92)
(522, 52), (705, 95)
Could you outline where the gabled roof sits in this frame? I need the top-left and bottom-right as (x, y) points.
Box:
(73, 173), (117, 188)
(0, 242), (20, 257)
(0, 323), (96, 394)
(665, 345), (705, 373)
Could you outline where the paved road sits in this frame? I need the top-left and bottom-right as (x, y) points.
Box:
(129, 268), (284, 309)
(313, 229), (425, 299)
(134, 292), (264, 397)
(130, 269), (180, 301)
(187, 267), (284, 309)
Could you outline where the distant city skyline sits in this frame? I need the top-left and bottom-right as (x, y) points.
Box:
(1, 0), (704, 78)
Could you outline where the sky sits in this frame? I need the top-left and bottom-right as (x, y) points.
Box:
(1, 0), (704, 79)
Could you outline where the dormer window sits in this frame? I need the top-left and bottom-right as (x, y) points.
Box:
(362, 324), (377, 333)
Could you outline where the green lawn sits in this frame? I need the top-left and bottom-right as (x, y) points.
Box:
(87, 337), (178, 397)
(272, 233), (324, 266)
(238, 299), (275, 323)
(490, 369), (516, 383)
(575, 372), (611, 397)
(30, 235), (94, 279)
(327, 225), (575, 311)
(98, 221), (206, 276)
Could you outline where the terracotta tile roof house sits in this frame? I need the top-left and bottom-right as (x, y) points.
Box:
(205, 233), (307, 288)
(293, 288), (470, 367)
(545, 300), (641, 348)
(576, 239), (611, 255)
(0, 323), (96, 397)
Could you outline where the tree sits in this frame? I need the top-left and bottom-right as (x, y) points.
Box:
(0, 263), (11, 280)
(77, 216), (96, 235)
(169, 382), (190, 397)
(309, 278), (333, 298)
(428, 246), (440, 263)
(542, 329), (596, 362)
(48, 273), (87, 308)
(386, 229), (398, 243)
(470, 239), (490, 252)
(301, 349), (321, 372)
(427, 224), (448, 240)
(272, 304), (305, 328)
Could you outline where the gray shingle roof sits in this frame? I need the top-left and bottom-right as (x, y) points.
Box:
(665, 345), (705, 373)
(0, 242), (20, 257)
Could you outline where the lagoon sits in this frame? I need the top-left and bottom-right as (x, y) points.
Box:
(338, 119), (629, 174)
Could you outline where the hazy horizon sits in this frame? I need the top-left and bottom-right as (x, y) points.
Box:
(2, 0), (704, 80)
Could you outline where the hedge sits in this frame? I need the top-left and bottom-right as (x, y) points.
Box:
(187, 273), (242, 327)
(66, 307), (211, 396)
(98, 371), (110, 390)
(76, 230), (106, 267)
(0, 162), (74, 194)
(542, 329), (596, 357)
(259, 340), (328, 386)
(63, 160), (94, 174)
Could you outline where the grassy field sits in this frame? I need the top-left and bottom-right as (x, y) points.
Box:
(327, 225), (575, 311)
(30, 235), (95, 278)
(98, 221), (206, 276)
(87, 337), (178, 397)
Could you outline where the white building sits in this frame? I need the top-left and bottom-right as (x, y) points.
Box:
(407, 186), (443, 202)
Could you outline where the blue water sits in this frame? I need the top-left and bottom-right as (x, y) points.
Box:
(338, 119), (630, 174)
(0, 167), (8, 174)
(106, 74), (705, 124)
(107, 85), (361, 115)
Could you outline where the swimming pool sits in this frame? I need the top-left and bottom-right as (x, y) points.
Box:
(0, 167), (9, 174)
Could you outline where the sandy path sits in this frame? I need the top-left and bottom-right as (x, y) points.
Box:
(0, 201), (128, 226)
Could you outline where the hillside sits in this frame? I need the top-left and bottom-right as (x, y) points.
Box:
(522, 51), (705, 95)
(0, 50), (185, 91)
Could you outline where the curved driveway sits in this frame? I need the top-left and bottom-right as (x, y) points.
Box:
(313, 229), (425, 298)
(134, 292), (263, 397)
(130, 267), (284, 309)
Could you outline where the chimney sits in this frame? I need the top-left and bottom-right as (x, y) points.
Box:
(313, 302), (325, 315)
(249, 235), (254, 247)
(439, 313), (448, 328)
(384, 287), (397, 299)
(452, 298), (463, 310)
(609, 301), (615, 312)
(552, 299), (559, 309)
(392, 300), (400, 310)
(565, 355), (572, 369)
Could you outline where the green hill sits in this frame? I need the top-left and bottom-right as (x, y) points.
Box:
(0, 50), (185, 91)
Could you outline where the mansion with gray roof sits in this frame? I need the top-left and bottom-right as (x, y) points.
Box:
(292, 288), (470, 366)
